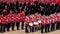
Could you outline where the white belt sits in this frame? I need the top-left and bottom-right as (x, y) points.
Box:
(34, 22), (39, 25)
(29, 22), (33, 26)
(38, 20), (41, 23)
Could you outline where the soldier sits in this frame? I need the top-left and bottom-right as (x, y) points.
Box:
(56, 13), (60, 29)
(50, 14), (56, 31)
(16, 13), (21, 30)
(38, 14), (42, 30)
(30, 0), (33, 6)
(45, 15), (50, 33)
(49, 15), (53, 32)
(38, 0), (41, 4)
(29, 14), (34, 32)
(20, 10), (25, 30)
(25, 14), (30, 33)
(11, 14), (16, 31)
(0, 14), (6, 33)
(7, 10), (12, 31)
(34, 13), (39, 31)
(6, 13), (12, 31)
(40, 15), (45, 33)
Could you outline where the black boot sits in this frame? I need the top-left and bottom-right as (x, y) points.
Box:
(21, 21), (24, 30)
(16, 22), (20, 30)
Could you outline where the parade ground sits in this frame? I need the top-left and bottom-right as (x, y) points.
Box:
(0, 27), (60, 34)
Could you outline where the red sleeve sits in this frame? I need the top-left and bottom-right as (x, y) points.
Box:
(58, 16), (60, 22)
(38, 0), (41, 4)
(13, 0), (16, 4)
(25, 18), (29, 25)
(30, 0), (33, 6)
(50, 0), (53, 6)
(22, 0), (25, 5)
(18, 0), (22, 4)
(17, 15), (21, 22)
(45, 0), (48, 4)
(55, 0), (59, 4)
(41, 18), (45, 25)
(41, 0), (45, 4)
(33, 0), (37, 3)
(21, 13), (25, 21)
(1, 17), (6, 24)
(24, 8), (26, 12)
(26, 0), (29, 5)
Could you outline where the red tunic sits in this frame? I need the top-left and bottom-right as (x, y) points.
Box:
(30, 0), (33, 6)
(56, 13), (60, 23)
(52, 16), (55, 24)
(1, 17), (6, 24)
(25, 16), (29, 25)
(16, 14), (21, 22)
(26, 0), (29, 5)
(13, 0), (16, 4)
(49, 16), (53, 24)
(0, 16), (3, 24)
(29, 15), (34, 22)
(22, 0), (25, 5)
(54, 15), (58, 22)
(45, 0), (49, 5)
(58, 16), (60, 22)
(12, 14), (17, 22)
(41, 16), (45, 25)
(41, 0), (45, 4)
(21, 12), (25, 21)
(45, 17), (50, 24)
(7, 0), (10, 5)
(50, 0), (54, 6)
(18, 0), (22, 5)
(38, 0), (41, 4)
(55, 0), (60, 4)
(0, 16), (7, 24)
(33, 0), (38, 3)
(6, 14), (12, 23)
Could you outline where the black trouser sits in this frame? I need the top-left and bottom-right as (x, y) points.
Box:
(38, 24), (41, 30)
(59, 23), (60, 29)
(30, 26), (33, 32)
(0, 24), (6, 33)
(51, 23), (55, 31)
(25, 24), (29, 33)
(0, 23), (1, 32)
(3, 24), (7, 32)
(56, 23), (60, 29)
(41, 25), (44, 33)
(11, 22), (15, 31)
(45, 24), (50, 33)
(16, 22), (20, 30)
(1, 24), (4, 33)
(21, 21), (24, 29)
(7, 23), (11, 31)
